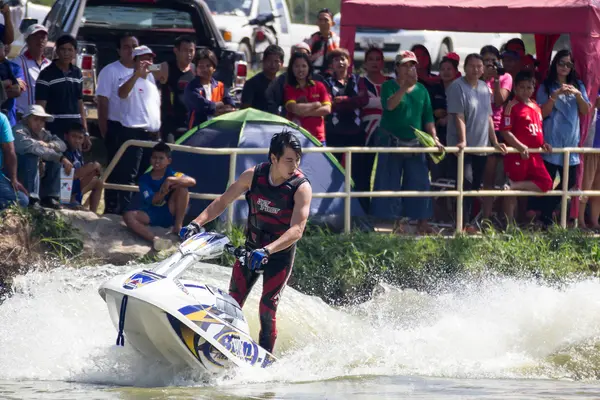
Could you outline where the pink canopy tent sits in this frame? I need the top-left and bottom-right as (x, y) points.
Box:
(340, 0), (600, 218)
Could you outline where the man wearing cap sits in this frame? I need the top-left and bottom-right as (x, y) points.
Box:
(304, 8), (339, 75)
(115, 45), (161, 214)
(13, 104), (72, 209)
(36, 34), (90, 151)
(15, 23), (51, 120)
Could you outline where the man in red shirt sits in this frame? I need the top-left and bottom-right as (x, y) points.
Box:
(500, 70), (553, 223)
(284, 52), (331, 143)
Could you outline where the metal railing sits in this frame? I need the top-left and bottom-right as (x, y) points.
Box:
(100, 139), (600, 234)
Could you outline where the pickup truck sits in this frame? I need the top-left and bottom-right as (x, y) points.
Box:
(19, 0), (247, 136)
(205, 0), (314, 66)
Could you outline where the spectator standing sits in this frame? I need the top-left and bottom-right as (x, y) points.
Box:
(411, 44), (440, 89)
(579, 98), (600, 230)
(15, 24), (51, 119)
(0, 112), (27, 209)
(154, 35), (196, 142)
(96, 33), (138, 215)
(0, 40), (24, 126)
(35, 35), (90, 151)
(500, 50), (521, 80)
(355, 47), (392, 213)
(184, 49), (235, 128)
(115, 45), (162, 214)
(13, 104), (70, 209)
(480, 45), (513, 222)
(446, 53), (507, 232)
(284, 52), (331, 144)
(241, 44), (284, 112)
(535, 50), (591, 227)
(305, 8), (339, 75)
(371, 50), (441, 234)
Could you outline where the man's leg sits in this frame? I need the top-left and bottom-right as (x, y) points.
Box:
(228, 259), (260, 308)
(123, 210), (155, 242)
(17, 153), (40, 201)
(81, 177), (103, 213)
(258, 250), (295, 353)
(168, 187), (190, 233)
(39, 160), (61, 204)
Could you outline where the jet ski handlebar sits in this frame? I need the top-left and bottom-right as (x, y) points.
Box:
(224, 243), (247, 258)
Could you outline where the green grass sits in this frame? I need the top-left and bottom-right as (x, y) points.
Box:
(29, 0), (54, 6)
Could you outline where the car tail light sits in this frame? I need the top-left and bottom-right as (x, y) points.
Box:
(81, 54), (93, 70)
(79, 54), (96, 96)
(236, 62), (247, 77)
(255, 30), (265, 42)
(234, 60), (248, 88)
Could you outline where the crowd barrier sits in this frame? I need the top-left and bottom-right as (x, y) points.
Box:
(101, 140), (600, 234)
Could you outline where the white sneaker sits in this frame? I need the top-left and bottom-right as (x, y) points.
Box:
(153, 236), (174, 252)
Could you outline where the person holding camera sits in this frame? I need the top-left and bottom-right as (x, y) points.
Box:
(480, 45), (513, 224)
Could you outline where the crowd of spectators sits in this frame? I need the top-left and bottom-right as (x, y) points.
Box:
(0, 7), (598, 247)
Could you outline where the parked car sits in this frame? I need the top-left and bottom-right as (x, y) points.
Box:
(206, 0), (314, 66)
(19, 0), (247, 137)
(0, 0), (51, 57)
(332, 12), (521, 69)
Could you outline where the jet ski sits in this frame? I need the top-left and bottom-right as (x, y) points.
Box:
(98, 231), (276, 374)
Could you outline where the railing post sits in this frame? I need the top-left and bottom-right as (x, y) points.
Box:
(456, 150), (465, 234)
(560, 150), (570, 229)
(344, 150), (352, 234)
(226, 151), (237, 232)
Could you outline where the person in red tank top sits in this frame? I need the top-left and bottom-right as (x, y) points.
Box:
(500, 71), (553, 223)
(179, 131), (312, 354)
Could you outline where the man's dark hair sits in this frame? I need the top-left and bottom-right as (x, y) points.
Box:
(116, 33), (136, 49)
(287, 52), (313, 86)
(327, 47), (350, 67)
(194, 48), (218, 69)
(480, 45), (500, 59)
(364, 46), (384, 63)
(56, 34), (77, 50)
(268, 131), (302, 162)
(152, 142), (172, 158)
(66, 122), (85, 135)
(263, 44), (285, 63)
(175, 35), (196, 49)
(514, 70), (535, 86)
(506, 38), (525, 52)
(464, 53), (483, 67)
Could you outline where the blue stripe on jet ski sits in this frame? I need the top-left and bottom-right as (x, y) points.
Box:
(184, 284), (206, 289)
(178, 304), (214, 315)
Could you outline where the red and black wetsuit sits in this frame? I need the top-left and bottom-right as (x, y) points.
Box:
(228, 162), (309, 353)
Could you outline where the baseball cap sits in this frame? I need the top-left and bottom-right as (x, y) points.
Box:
(445, 52), (460, 62)
(132, 45), (156, 58)
(501, 50), (520, 60)
(395, 50), (418, 65)
(23, 104), (54, 122)
(25, 23), (48, 40)
(522, 54), (540, 67)
(292, 42), (311, 54)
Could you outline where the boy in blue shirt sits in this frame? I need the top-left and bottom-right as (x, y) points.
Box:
(63, 122), (103, 213)
(123, 142), (196, 251)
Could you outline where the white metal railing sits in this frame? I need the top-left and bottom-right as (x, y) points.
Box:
(100, 139), (600, 234)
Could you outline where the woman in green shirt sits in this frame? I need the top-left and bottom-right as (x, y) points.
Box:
(371, 50), (442, 234)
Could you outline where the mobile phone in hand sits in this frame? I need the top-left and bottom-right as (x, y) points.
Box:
(148, 64), (161, 72)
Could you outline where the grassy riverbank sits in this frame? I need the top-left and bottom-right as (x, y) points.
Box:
(2, 207), (600, 305)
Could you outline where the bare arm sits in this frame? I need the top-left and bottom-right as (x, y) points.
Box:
(152, 61), (169, 84)
(488, 117), (499, 146)
(541, 87), (562, 118)
(455, 113), (467, 146)
(303, 103), (331, 117)
(2, 6), (14, 45)
(501, 129), (527, 152)
(192, 167), (254, 226)
(264, 182), (312, 255)
(97, 96), (109, 138)
(386, 86), (407, 111)
(118, 74), (139, 99)
(286, 101), (321, 116)
(2, 142), (17, 182)
(493, 80), (510, 107)
(575, 92), (592, 115)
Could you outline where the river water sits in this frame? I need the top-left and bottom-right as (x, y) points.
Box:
(2, 262), (600, 399)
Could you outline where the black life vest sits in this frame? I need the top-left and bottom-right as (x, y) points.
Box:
(245, 162), (309, 250)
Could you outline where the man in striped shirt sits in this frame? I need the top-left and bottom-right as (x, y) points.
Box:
(15, 24), (51, 120)
(35, 34), (90, 151)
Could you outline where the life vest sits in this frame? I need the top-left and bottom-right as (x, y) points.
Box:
(245, 162), (308, 250)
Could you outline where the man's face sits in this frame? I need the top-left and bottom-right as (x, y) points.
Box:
(118, 36), (139, 63)
(151, 151), (171, 171)
(27, 31), (48, 53)
(271, 147), (300, 178)
(316, 12), (333, 33)
(175, 41), (196, 65)
(195, 59), (215, 80)
(65, 131), (85, 151)
(263, 53), (282, 76)
(465, 58), (484, 80)
(506, 42), (525, 58)
(57, 43), (76, 65)
(27, 115), (46, 135)
(396, 61), (416, 79)
(502, 56), (520, 76)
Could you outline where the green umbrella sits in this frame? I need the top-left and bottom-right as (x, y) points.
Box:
(412, 126), (445, 164)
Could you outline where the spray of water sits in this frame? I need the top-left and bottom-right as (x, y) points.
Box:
(1, 262), (600, 387)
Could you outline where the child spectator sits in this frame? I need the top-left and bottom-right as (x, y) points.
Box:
(123, 142), (196, 251)
(63, 122), (103, 213)
(500, 71), (553, 224)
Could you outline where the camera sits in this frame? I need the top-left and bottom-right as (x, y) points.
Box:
(493, 61), (506, 76)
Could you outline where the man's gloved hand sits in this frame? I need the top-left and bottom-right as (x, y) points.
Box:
(248, 248), (270, 271)
(179, 221), (204, 241)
